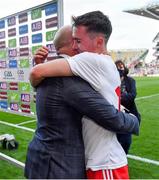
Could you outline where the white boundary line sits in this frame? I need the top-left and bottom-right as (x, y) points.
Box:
(16, 119), (36, 126)
(1, 114), (159, 167)
(136, 93), (159, 101)
(0, 152), (25, 169)
(0, 120), (35, 132)
(0, 109), (36, 118)
(127, 154), (159, 166)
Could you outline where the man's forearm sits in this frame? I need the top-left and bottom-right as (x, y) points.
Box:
(29, 64), (45, 87)
(29, 59), (73, 87)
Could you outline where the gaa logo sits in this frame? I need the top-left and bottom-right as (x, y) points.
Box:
(4, 71), (13, 77)
(17, 69), (25, 80)
(17, 69), (24, 75)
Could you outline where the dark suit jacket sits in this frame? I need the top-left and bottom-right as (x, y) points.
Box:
(24, 76), (139, 179)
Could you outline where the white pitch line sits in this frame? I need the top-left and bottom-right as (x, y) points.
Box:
(0, 120), (35, 132)
(1, 118), (159, 167)
(16, 119), (36, 126)
(136, 93), (159, 101)
(127, 154), (159, 166)
(0, 152), (25, 169)
(0, 109), (36, 118)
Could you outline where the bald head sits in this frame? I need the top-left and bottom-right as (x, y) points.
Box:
(53, 25), (77, 56)
(53, 25), (73, 53)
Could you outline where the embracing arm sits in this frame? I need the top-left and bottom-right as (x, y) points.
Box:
(64, 77), (139, 135)
(30, 59), (73, 87)
(30, 45), (73, 87)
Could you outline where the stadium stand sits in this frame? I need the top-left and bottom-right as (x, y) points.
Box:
(109, 49), (149, 75)
(123, 0), (159, 75)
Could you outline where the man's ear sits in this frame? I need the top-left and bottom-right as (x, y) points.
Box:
(96, 36), (104, 48)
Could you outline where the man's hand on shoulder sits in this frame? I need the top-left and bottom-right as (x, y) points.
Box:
(33, 46), (49, 65)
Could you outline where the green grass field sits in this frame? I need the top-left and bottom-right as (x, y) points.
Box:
(0, 76), (159, 179)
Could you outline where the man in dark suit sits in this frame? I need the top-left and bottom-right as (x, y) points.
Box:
(24, 26), (139, 179)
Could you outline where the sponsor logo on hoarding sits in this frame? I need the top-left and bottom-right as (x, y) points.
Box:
(9, 60), (17, 68)
(8, 49), (17, 57)
(46, 44), (57, 60)
(19, 59), (29, 68)
(19, 13), (28, 24)
(17, 69), (26, 81)
(46, 44), (56, 52)
(0, 31), (5, 39)
(46, 30), (57, 42)
(17, 69), (24, 75)
(1, 69), (17, 81)
(31, 8), (42, 20)
(19, 36), (29, 46)
(0, 20), (5, 29)
(4, 71), (13, 79)
(0, 50), (7, 59)
(9, 82), (18, 90)
(0, 82), (7, 90)
(4, 71), (13, 77)
(8, 38), (16, 48)
(8, 28), (16, 37)
(0, 61), (7, 68)
(45, 3), (57, 16)
(0, 91), (7, 99)
(46, 17), (57, 28)
(8, 16), (16, 26)
(32, 45), (41, 55)
(21, 94), (30, 102)
(10, 103), (19, 111)
(19, 82), (30, 91)
(0, 101), (8, 109)
(31, 21), (42, 32)
(19, 47), (29, 56)
(21, 103), (30, 113)
(19, 24), (28, 35)
(32, 33), (42, 43)
(0, 41), (6, 49)
(9, 93), (19, 101)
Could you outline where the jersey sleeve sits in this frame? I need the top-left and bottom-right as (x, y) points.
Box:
(66, 52), (101, 90)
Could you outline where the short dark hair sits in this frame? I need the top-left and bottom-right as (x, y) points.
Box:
(72, 11), (112, 42)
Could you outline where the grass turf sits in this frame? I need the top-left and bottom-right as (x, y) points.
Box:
(0, 76), (159, 179)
